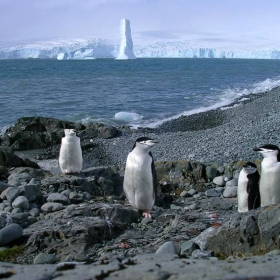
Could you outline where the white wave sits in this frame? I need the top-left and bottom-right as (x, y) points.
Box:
(252, 77), (280, 93)
(114, 112), (144, 122)
(0, 125), (8, 136)
(145, 76), (280, 128)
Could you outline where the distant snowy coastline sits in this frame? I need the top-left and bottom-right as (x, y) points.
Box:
(1, 38), (280, 59)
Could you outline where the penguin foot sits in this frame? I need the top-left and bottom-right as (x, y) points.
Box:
(143, 212), (152, 219)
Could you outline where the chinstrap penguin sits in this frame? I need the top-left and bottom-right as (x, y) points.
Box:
(59, 129), (83, 174)
(253, 144), (280, 207)
(123, 137), (158, 218)
(237, 162), (260, 212)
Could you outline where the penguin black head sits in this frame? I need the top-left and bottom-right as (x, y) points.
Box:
(253, 144), (280, 160)
(132, 137), (158, 151)
(243, 162), (258, 174)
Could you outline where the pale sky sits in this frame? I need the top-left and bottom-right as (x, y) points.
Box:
(1, 0), (280, 46)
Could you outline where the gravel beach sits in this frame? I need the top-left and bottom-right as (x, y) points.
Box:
(94, 87), (280, 167)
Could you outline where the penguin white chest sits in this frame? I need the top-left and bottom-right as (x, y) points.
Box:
(237, 170), (249, 212)
(260, 159), (280, 206)
(123, 152), (154, 211)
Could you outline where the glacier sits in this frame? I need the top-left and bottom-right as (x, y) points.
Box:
(0, 38), (118, 59)
(115, 19), (136, 60)
(1, 38), (280, 60)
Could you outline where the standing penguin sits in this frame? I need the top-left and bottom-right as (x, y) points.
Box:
(59, 129), (83, 174)
(253, 144), (280, 207)
(237, 162), (260, 212)
(123, 137), (158, 218)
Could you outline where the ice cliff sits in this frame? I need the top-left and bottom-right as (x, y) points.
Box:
(1, 34), (280, 60)
(115, 19), (136, 60)
(0, 39), (118, 59)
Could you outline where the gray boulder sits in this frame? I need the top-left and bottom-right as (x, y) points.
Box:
(8, 172), (32, 186)
(155, 241), (177, 255)
(223, 186), (237, 198)
(194, 205), (280, 258)
(0, 223), (23, 246)
(41, 202), (64, 212)
(0, 182), (10, 193)
(0, 146), (39, 168)
(206, 165), (217, 179)
(47, 193), (69, 205)
(6, 187), (20, 202)
(12, 196), (29, 210)
(33, 253), (56, 264)
(23, 183), (42, 202)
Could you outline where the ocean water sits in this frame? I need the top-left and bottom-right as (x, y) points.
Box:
(1, 58), (280, 134)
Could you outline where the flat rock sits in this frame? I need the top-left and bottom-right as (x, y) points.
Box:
(41, 202), (64, 212)
(47, 193), (69, 205)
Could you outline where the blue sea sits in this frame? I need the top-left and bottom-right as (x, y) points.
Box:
(1, 58), (280, 134)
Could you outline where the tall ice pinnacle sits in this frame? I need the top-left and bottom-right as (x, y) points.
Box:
(116, 19), (136, 60)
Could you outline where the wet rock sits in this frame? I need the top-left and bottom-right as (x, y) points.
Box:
(0, 223), (23, 246)
(1, 117), (85, 150)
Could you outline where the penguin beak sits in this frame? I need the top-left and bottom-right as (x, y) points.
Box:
(253, 147), (262, 152)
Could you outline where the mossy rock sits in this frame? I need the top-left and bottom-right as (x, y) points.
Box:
(0, 245), (25, 262)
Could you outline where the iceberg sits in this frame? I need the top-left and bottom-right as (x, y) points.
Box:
(115, 19), (136, 60)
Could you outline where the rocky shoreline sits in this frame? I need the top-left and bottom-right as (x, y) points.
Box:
(0, 87), (280, 279)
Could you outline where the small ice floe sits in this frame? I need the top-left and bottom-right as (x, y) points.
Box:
(114, 111), (143, 122)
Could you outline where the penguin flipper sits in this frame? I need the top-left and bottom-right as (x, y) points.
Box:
(247, 172), (261, 210)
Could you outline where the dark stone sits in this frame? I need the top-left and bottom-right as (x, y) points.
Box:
(1, 117), (86, 150)
(197, 205), (280, 258)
